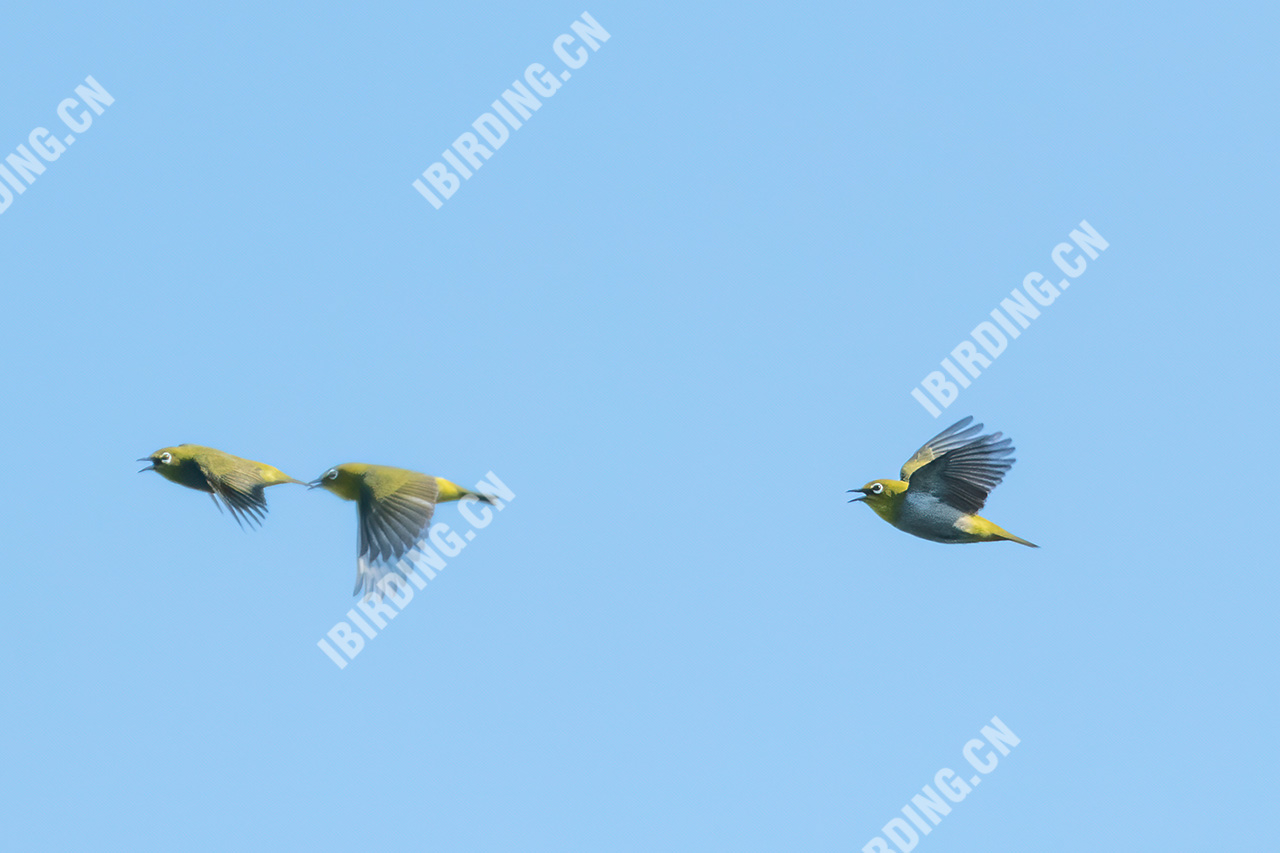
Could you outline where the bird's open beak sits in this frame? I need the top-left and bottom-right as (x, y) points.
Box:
(137, 458), (156, 473)
(847, 488), (871, 503)
(306, 479), (323, 490)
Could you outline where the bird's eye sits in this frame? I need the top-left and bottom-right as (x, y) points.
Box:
(326, 469), (339, 480)
(871, 483), (883, 494)
(160, 452), (172, 464)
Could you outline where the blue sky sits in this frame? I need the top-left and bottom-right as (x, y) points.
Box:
(3, 2), (1277, 850)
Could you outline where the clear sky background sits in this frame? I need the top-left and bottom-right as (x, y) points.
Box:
(3, 2), (1276, 850)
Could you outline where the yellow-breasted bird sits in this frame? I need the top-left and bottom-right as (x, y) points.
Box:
(309, 463), (498, 598)
(138, 444), (304, 528)
(848, 416), (1037, 547)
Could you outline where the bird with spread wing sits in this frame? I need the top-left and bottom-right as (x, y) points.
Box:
(309, 463), (499, 599)
(138, 444), (304, 528)
(848, 417), (1037, 547)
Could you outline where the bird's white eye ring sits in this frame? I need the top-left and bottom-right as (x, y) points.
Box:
(160, 452), (172, 464)
(326, 468), (339, 480)
(871, 483), (883, 495)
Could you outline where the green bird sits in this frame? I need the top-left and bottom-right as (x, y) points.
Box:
(848, 416), (1037, 547)
(138, 444), (304, 528)
(309, 463), (498, 598)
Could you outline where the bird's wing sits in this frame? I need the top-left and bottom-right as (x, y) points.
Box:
(206, 468), (269, 529)
(904, 425), (1016, 514)
(899, 416), (984, 480)
(355, 474), (440, 599)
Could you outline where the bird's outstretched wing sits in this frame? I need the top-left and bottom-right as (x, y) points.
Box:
(900, 416), (985, 480)
(903, 418), (1016, 513)
(355, 474), (440, 599)
(205, 469), (270, 529)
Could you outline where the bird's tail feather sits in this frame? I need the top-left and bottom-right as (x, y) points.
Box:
(435, 477), (498, 505)
(264, 473), (307, 487)
(998, 530), (1039, 548)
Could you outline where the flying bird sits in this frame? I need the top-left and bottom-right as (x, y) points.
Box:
(848, 416), (1037, 547)
(310, 463), (498, 598)
(138, 444), (304, 528)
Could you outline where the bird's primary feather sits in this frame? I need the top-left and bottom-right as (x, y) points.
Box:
(904, 426), (1015, 514)
(358, 471), (442, 563)
(899, 416), (983, 480)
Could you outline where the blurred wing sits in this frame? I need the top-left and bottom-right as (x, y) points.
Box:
(354, 475), (440, 599)
(900, 416), (983, 480)
(905, 427), (1016, 514)
(206, 469), (269, 529)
